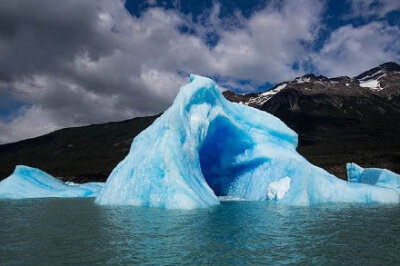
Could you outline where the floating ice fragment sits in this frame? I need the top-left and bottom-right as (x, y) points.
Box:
(0, 165), (104, 199)
(347, 163), (400, 192)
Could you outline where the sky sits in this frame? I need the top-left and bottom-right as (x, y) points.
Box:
(0, 0), (399, 144)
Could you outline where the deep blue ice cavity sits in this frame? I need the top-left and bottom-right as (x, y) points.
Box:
(199, 116), (269, 196)
(95, 75), (400, 209)
(0, 165), (104, 199)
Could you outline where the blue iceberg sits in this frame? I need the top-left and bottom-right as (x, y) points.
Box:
(0, 165), (104, 199)
(96, 75), (400, 209)
(347, 163), (400, 192)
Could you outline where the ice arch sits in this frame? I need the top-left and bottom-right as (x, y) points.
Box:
(95, 75), (399, 209)
(199, 116), (269, 196)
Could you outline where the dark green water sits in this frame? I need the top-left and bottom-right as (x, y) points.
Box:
(0, 198), (399, 265)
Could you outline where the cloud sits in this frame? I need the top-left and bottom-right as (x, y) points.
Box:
(0, 106), (60, 144)
(312, 22), (400, 77)
(0, 0), (399, 144)
(349, 0), (400, 18)
(0, 0), (326, 143)
(209, 0), (324, 83)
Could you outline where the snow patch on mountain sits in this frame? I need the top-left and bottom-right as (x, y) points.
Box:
(359, 79), (383, 91)
(295, 77), (311, 83)
(247, 83), (287, 106)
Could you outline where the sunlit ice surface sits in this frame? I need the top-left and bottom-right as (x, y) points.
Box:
(96, 75), (400, 209)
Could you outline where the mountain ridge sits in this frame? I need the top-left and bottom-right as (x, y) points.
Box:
(224, 62), (400, 107)
(0, 62), (399, 181)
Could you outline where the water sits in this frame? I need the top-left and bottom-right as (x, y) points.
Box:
(1, 199), (399, 265)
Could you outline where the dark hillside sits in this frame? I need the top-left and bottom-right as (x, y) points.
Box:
(1, 62), (399, 182)
(0, 115), (158, 182)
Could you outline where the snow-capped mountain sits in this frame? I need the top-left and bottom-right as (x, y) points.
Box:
(222, 62), (400, 177)
(0, 62), (399, 182)
(356, 62), (400, 93)
(223, 62), (400, 108)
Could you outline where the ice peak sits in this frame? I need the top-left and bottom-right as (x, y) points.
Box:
(189, 74), (214, 86)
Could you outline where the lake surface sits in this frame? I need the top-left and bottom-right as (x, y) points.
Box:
(0, 198), (399, 265)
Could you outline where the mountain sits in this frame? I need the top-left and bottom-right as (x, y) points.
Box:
(0, 62), (399, 181)
(223, 62), (400, 177)
(0, 116), (158, 182)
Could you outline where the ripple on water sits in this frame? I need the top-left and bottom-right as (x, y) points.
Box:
(0, 198), (399, 265)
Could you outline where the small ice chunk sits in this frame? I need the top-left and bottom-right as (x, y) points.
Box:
(347, 163), (400, 192)
(0, 165), (104, 199)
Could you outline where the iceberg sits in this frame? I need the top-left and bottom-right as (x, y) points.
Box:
(96, 75), (400, 209)
(0, 165), (104, 199)
(347, 163), (400, 192)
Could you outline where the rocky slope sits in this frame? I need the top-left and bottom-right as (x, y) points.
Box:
(0, 116), (158, 182)
(0, 62), (399, 181)
(224, 62), (400, 177)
